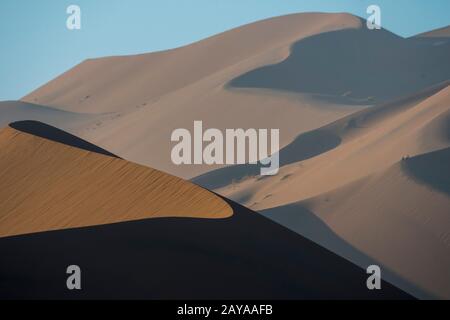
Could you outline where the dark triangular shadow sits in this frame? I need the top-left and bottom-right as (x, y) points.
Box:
(9, 120), (118, 158)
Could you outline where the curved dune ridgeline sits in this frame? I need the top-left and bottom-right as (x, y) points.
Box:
(229, 26), (450, 104)
(0, 122), (232, 238)
(0, 197), (413, 299)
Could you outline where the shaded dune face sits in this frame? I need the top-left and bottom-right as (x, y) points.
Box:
(0, 121), (232, 238)
(229, 27), (450, 104)
(402, 146), (450, 195)
(0, 199), (413, 300)
(193, 82), (449, 190)
(21, 13), (363, 113)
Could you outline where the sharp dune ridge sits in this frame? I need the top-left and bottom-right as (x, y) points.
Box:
(0, 122), (232, 238)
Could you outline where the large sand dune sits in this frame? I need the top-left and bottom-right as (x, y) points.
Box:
(17, 14), (449, 180)
(199, 82), (450, 201)
(0, 121), (231, 238)
(198, 83), (450, 299)
(20, 13), (375, 178)
(0, 121), (412, 299)
(0, 192), (412, 299)
(262, 149), (450, 299)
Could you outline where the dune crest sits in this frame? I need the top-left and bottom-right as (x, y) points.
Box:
(0, 122), (232, 238)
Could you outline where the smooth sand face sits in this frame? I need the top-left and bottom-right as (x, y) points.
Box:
(0, 126), (232, 238)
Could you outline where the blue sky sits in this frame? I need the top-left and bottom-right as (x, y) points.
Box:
(1, 0), (449, 101)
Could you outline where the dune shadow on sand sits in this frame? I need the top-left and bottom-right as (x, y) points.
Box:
(260, 203), (435, 299)
(0, 198), (413, 300)
(9, 120), (118, 158)
(229, 28), (450, 105)
(402, 147), (450, 196)
(193, 80), (450, 191)
(192, 129), (340, 189)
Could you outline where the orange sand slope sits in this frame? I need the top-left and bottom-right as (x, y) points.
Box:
(0, 121), (232, 238)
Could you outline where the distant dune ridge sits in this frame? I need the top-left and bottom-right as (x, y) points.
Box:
(0, 12), (449, 299)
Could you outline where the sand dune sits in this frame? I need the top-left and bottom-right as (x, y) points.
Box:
(198, 83), (450, 299)
(263, 148), (450, 299)
(0, 195), (412, 299)
(0, 121), (412, 299)
(17, 14), (449, 180)
(202, 82), (450, 203)
(20, 13), (372, 178)
(1, 13), (449, 299)
(22, 13), (363, 113)
(0, 100), (100, 133)
(230, 27), (450, 104)
(0, 121), (231, 238)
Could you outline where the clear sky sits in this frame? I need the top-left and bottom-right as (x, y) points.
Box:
(0, 0), (449, 101)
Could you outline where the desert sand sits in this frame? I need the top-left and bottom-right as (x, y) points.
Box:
(21, 13), (372, 178)
(204, 83), (450, 299)
(1, 12), (449, 299)
(0, 121), (412, 299)
(0, 121), (231, 238)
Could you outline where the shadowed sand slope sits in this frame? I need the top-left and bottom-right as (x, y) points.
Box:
(0, 100), (99, 132)
(230, 25), (450, 104)
(22, 13), (364, 113)
(194, 82), (449, 191)
(403, 147), (450, 195)
(0, 122), (232, 238)
(263, 148), (450, 299)
(0, 199), (413, 300)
